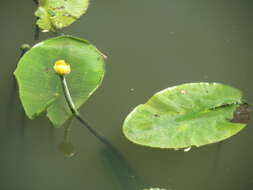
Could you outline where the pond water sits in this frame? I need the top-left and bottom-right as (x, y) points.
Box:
(0, 0), (253, 190)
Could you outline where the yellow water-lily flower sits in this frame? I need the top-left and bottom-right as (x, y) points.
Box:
(54, 60), (71, 75)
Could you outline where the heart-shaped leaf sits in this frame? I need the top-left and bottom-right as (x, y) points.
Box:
(14, 35), (105, 127)
(35, 0), (89, 32)
(123, 83), (250, 149)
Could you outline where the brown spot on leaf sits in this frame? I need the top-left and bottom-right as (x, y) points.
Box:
(231, 104), (251, 124)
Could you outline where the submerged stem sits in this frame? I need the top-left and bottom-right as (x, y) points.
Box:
(63, 117), (74, 143)
(59, 75), (113, 147)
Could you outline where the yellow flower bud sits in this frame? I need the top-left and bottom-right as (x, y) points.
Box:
(54, 60), (71, 75)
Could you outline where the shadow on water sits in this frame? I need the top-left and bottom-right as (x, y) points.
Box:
(58, 118), (142, 190)
(99, 144), (142, 190)
(204, 142), (223, 190)
(5, 47), (28, 133)
(79, 121), (143, 189)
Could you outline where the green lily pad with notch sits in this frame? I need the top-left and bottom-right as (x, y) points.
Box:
(35, 0), (89, 32)
(123, 83), (250, 149)
(14, 35), (105, 127)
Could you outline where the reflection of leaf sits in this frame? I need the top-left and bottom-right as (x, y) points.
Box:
(123, 83), (249, 149)
(35, 0), (89, 31)
(14, 36), (105, 127)
(143, 188), (167, 190)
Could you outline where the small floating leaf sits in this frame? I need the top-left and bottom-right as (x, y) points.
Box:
(123, 83), (250, 149)
(14, 36), (105, 127)
(35, 0), (89, 31)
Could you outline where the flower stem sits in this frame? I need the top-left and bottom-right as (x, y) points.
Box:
(59, 75), (113, 147)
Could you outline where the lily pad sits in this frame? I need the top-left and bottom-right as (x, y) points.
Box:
(35, 0), (89, 32)
(14, 35), (105, 127)
(123, 83), (250, 149)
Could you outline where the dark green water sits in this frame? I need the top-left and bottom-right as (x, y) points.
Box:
(1, 0), (253, 190)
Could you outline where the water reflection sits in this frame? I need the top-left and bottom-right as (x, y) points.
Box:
(58, 117), (76, 157)
(99, 142), (142, 190)
(57, 116), (142, 189)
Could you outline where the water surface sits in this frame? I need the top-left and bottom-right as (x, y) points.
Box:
(0, 1), (253, 190)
